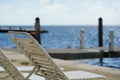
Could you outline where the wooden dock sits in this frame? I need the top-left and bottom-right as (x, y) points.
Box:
(46, 47), (120, 60)
(0, 28), (48, 33)
(1, 47), (120, 60)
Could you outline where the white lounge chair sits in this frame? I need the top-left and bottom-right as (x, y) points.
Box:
(8, 31), (106, 80)
(0, 48), (45, 80)
(0, 48), (26, 80)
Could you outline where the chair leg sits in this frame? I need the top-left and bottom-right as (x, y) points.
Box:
(25, 67), (36, 79)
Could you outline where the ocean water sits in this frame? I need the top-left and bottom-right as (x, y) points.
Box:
(0, 25), (120, 69)
(1, 25), (120, 48)
(74, 58), (120, 69)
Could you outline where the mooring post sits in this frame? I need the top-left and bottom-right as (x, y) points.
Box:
(108, 30), (114, 56)
(100, 50), (104, 66)
(19, 27), (22, 31)
(108, 30), (114, 51)
(98, 17), (104, 65)
(98, 17), (103, 47)
(80, 29), (85, 49)
(9, 26), (11, 30)
(34, 17), (41, 44)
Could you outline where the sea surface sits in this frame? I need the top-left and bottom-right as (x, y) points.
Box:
(74, 58), (120, 69)
(0, 25), (120, 69)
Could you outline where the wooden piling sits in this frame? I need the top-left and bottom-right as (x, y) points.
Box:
(19, 27), (22, 31)
(98, 17), (104, 64)
(98, 17), (103, 47)
(34, 17), (41, 44)
(100, 50), (104, 66)
(9, 26), (11, 30)
(109, 30), (114, 52)
(80, 29), (85, 49)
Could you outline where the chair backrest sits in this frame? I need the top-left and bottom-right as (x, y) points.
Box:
(8, 31), (69, 80)
(0, 48), (25, 80)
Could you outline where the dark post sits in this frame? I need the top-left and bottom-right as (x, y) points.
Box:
(98, 17), (104, 65)
(34, 17), (41, 44)
(9, 26), (11, 30)
(100, 50), (104, 66)
(98, 17), (103, 47)
(19, 27), (22, 31)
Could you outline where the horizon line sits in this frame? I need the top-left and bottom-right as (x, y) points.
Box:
(0, 24), (120, 26)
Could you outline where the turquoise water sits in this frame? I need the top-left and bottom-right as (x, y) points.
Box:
(0, 25), (120, 69)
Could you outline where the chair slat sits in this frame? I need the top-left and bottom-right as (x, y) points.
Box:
(31, 56), (49, 63)
(40, 65), (56, 71)
(29, 52), (46, 58)
(24, 48), (42, 54)
(15, 38), (33, 42)
(23, 43), (39, 48)
(34, 60), (54, 67)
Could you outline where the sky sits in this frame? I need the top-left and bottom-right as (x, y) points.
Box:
(0, 0), (120, 25)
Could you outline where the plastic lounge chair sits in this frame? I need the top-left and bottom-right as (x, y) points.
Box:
(0, 48), (45, 80)
(8, 31), (106, 80)
(0, 48), (26, 80)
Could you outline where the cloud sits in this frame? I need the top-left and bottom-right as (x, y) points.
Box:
(0, 0), (120, 25)
(0, 2), (30, 15)
(0, 0), (68, 16)
(39, 0), (68, 15)
(87, 1), (120, 24)
(40, 3), (68, 15)
(70, 0), (120, 25)
(0, 0), (68, 25)
(40, 0), (56, 5)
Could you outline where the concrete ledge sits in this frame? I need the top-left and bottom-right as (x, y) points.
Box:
(47, 48), (120, 59)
